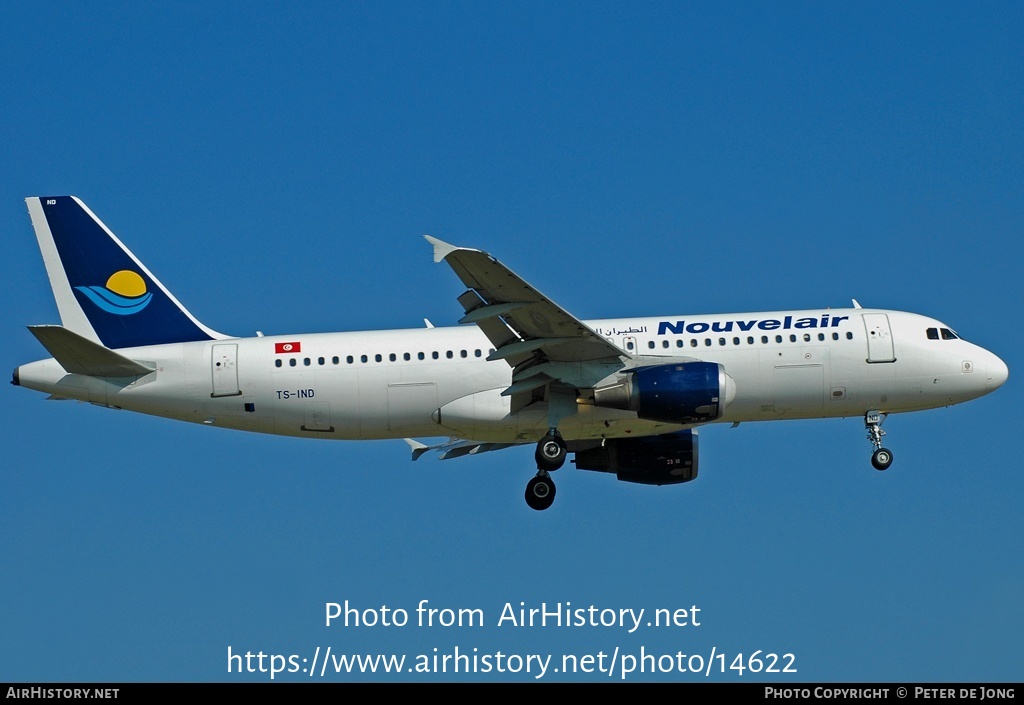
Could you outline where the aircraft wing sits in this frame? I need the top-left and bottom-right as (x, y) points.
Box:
(426, 236), (627, 364)
(427, 236), (629, 412)
(405, 437), (521, 461)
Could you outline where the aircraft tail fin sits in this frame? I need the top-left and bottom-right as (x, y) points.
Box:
(26, 197), (226, 349)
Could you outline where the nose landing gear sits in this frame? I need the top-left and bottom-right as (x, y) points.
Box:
(865, 411), (893, 471)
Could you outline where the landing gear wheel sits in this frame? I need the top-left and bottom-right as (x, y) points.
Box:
(871, 448), (893, 471)
(865, 411), (893, 472)
(525, 475), (556, 511)
(535, 433), (567, 471)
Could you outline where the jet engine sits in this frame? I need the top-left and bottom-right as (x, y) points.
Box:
(573, 430), (699, 485)
(592, 361), (736, 424)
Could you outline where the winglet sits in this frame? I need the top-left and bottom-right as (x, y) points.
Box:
(423, 235), (460, 263)
(852, 299), (863, 309)
(404, 438), (430, 461)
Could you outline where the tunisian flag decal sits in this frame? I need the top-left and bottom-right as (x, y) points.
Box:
(275, 341), (301, 354)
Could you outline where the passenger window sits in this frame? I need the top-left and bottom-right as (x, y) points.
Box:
(818, 333), (825, 341)
(761, 336), (768, 344)
(432, 351), (439, 360)
(803, 334), (811, 342)
(676, 340), (684, 348)
(460, 350), (468, 358)
(704, 338), (712, 347)
(775, 335), (783, 343)
(418, 352), (425, 360)
(304, 358), (311, 366)
(475, 349), (482, 357)
(289, 358), (297, 367)
(318, 357), (325, 365)
(733, 337), (740, 345)
(846, 332), (853, 340)
(747, 336), (754, 345)
(347, 355), (354, 364)
(690, 340), (697, 348)
(626, 341), (634, 350)
(374, 354), (381, 362)
(662, 340), (669, 349)
(361, 355), (368, 363)
(789, 335), (797, 343)
(403, 353), (410, 361)
(832, 332), (839, 341)
(648, 341), (655, 349)
(275, 359), (282, 368)
(332, 356), (339, 365)
(446, 350), (453, 359)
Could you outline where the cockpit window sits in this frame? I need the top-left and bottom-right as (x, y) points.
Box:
(928, 327), (961, 340)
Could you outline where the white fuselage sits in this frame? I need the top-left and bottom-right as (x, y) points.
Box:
(15, 308), (1008, 444)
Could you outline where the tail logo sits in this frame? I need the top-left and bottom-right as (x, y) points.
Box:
(74, 270), (153, 315)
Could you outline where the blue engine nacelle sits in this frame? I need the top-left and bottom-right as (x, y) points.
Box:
(592, 361), (735, 424)
(573, 430), (698, 485)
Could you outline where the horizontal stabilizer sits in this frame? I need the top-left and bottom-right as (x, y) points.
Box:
(28, 325), (154, 377)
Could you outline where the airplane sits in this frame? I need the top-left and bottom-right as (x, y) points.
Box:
(13, 196), (1009, 510)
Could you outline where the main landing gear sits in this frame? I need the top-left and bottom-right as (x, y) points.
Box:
(865, 410), (894, 471)
(526, 429), (566, 511)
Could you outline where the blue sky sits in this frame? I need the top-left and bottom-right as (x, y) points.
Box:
(2, 2), (1021, 682)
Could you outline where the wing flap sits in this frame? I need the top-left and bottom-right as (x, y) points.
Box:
(501, 373), (555, 397)
(457, 301), (530, 325)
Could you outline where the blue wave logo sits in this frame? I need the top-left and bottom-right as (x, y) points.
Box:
(75, 270), (153, 315)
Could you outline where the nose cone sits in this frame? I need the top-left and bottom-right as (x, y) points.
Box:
(987, 354), (1009, 392)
